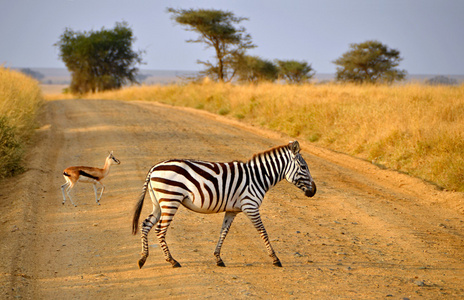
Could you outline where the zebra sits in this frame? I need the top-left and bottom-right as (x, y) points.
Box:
(132, 141), (316, 268)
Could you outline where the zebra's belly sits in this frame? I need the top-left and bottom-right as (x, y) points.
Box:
(181, 195), (241, 214)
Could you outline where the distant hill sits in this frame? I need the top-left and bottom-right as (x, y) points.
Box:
(12, 68), (464, 85)
(18, 68), (197, 85)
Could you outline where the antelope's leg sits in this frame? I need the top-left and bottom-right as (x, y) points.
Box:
(61, 182), (69, 204)
(65, 185), (77, 207)
(92, 183), (100, 205)
(97, 181), (105, 203)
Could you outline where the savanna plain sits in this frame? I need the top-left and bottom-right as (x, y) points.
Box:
(1, 70), (464, 299)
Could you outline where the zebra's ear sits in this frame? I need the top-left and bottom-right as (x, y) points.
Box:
(291, 141), (300, 154)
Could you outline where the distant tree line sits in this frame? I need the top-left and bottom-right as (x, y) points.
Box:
(425, 75), (458, 86)
(168, 8), (315, 84)
(55, 9), (410, 94)
(19, 68), (44, 81)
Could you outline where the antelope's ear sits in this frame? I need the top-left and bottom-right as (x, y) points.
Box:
(290, 141), (300, 154)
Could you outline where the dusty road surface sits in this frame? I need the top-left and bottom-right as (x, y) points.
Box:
(1, 99), (464, 299)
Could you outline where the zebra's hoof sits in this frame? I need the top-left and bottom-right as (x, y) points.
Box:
(172, 261), (182, 268)
(273, 260), (283, 267)
(216, 261), (226, 267)
(138, 257), (147, 269)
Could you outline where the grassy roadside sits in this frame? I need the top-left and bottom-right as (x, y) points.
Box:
(44, 81), (464, 192)
(0, 67), (43, 178)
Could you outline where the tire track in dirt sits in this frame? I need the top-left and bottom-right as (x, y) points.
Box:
(1, 99), (463, 299)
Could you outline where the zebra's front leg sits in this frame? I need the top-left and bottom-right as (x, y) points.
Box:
(138, 212), (160, 269)
(243, 208), (282, 267)
(214, 211), (238, 267)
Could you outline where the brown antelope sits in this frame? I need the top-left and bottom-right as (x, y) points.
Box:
(61, 151), (121, 206)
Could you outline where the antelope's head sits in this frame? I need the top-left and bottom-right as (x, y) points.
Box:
(108, 151), (121, 165)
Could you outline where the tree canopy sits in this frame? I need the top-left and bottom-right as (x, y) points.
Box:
(276, 60), (315, 84)
(55, 22), (143, 94)
(234, 55), (278, 83)
(333, 40), (406, 84)
(168, 8), (255, 82)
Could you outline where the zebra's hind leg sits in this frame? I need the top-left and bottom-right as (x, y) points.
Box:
(138, 211), (160, 269)
(155, 201), (182, 268)
(214, 211), (238, 267)
(243, 207), (282, 267)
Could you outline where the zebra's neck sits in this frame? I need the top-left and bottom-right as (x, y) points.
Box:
(246, 146), (290, 197)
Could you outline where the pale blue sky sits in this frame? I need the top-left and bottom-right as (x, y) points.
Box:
(1, 0), (463, 75)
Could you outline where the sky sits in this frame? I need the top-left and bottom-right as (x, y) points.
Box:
(1, 0), (463, 75)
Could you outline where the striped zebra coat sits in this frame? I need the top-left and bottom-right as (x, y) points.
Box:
(132, 141), (316, 268)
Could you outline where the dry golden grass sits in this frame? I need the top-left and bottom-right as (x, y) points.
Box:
(44, 81), (464, 192)
(0, 67), (43, 177)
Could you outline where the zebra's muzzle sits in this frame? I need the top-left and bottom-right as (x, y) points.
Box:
(304, 183), (316, 197)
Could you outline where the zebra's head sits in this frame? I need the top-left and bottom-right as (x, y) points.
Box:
(285, 141), (316, 197)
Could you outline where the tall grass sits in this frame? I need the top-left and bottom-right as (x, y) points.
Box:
(0, 67), (43, 177)
(45, 81), (464, 192)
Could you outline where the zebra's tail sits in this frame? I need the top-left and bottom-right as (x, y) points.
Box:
(132, 170), (152, 235)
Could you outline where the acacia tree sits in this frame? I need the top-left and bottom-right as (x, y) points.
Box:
(55, 22), (143, 94)
(275, 60), (315, 84)
(333, 40), (406, 84)
(168, 8), (255, 82)
(234, 55), (278, 83)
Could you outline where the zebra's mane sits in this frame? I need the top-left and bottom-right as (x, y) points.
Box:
(247, 144), (290, 163)
(162, 144), (291, 165)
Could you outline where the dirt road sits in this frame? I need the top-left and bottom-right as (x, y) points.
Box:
(1, 99), (463, 299)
